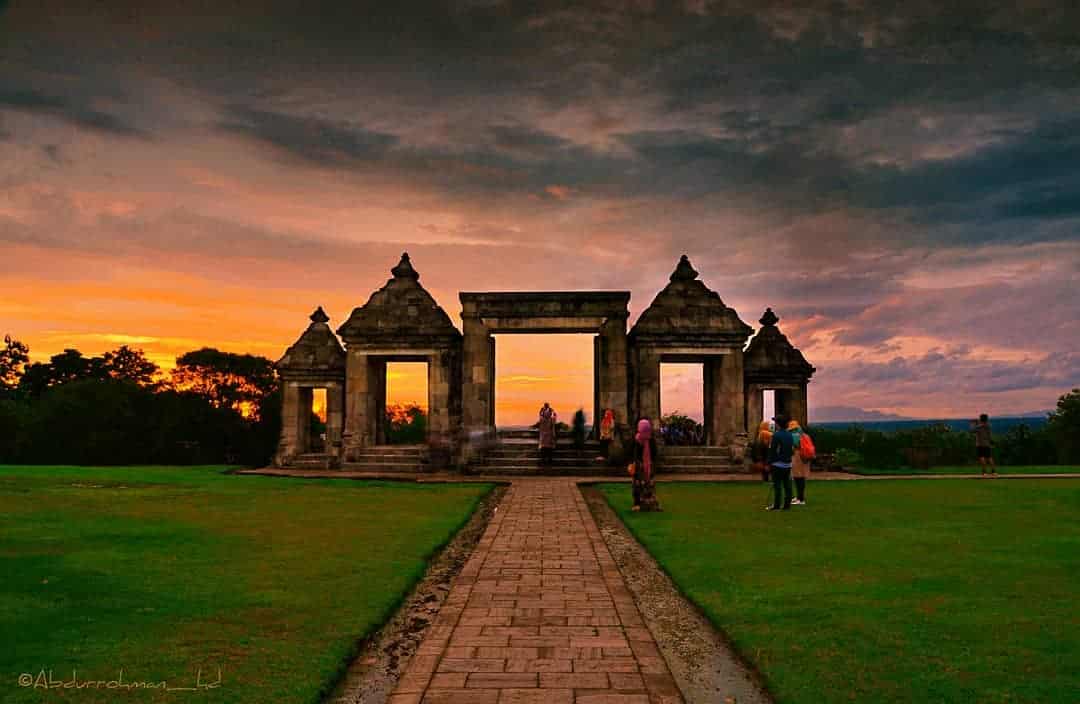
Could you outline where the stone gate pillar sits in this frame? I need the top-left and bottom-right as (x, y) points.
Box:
(461, 316), (494, 439)
(598, 314), (630, 433)
(634, 348), (661, 428)
(745, 382), (764, 434)
(708, 351), (745, 446)
(342, 351), (368, 458)
(326, 380), (345, 452)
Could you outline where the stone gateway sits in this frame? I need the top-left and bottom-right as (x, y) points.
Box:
(274, 253), (814, 471)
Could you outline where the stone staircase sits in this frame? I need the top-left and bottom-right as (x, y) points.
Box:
(658, 445), (742, 473)
(289, 452), (339, 470)
(341, 445), (430, 473)
(470, 439), (621, 476)
(468, 428), (744, 475)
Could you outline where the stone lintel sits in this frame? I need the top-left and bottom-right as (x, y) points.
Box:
(342, 338), (459, 352)
(279, 371), (345, 384)
(744, 374), (809, 387)
(479, 315), (609, 333)
(655, 347), (734, 359)
(345, 348), (444, 359)
(460, 291), (630, 320)
(631, 334), (748, 347)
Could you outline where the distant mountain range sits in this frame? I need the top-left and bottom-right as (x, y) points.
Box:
(812, 405), (1052, 423)
(812, 405), (913, 422)
(811, 406), (1051, 433)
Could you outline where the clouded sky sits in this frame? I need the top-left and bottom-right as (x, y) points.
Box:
(2, 1), (1078, 422)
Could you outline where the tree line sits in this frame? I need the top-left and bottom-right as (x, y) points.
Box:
(0, 335), (281, 466)
(810, 389), (1080, 469)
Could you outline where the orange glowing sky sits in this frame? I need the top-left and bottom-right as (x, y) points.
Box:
(2, 2), (1079, 422)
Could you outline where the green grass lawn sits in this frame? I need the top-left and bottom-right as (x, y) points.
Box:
(600, 480), (1080, 704)
(1, 465), (492, 703)
(850, 464), (1080, 475)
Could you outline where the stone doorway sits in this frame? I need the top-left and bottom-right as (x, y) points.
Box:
(459, 291), (631, 458)
(659, 362), (706, 445)
(493, 333), (595, 433)
(378, 361), (429, 445)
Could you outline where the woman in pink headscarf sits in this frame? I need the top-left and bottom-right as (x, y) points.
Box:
(631, 418), (661, 512)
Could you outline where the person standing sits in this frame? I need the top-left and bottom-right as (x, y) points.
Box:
(767, 414), (795, 511)
(631, 418), (661, 512)
(538, 402), (557, 466)
(597, 408), (615, 462)
(972, 413), (996, 478)
(751, 420), (773, 482)
(788, 419), (811, 505)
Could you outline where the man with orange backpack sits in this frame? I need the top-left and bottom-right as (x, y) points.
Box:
(787, 419), (815, 505)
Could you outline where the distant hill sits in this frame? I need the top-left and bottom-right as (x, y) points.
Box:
(813, 415), (1050, 433)
(812, 405), (913, 422)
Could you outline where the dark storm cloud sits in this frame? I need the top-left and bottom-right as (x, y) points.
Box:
(220, 106), (400, 165)
(833, 349), (1080, 394)
(0, 88), (148, 138)
(854, 117), (1080, 215)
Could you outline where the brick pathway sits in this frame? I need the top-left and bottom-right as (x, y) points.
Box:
(388, 478), (684, 704)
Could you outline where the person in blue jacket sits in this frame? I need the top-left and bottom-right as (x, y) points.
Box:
(767, 413), (795, 511)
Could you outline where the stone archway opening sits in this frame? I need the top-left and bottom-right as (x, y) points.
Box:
(382, 361), (429, 445)
(762, 389), (776, 423)
(308, 387), (327, 452)
(659, 362), (705, 445)
(494, 333), (595, 431)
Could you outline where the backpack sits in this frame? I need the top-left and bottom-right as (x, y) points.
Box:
(799, 432), (816, 461)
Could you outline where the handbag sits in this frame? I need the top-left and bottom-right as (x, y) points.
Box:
(627, 462), (636, 477)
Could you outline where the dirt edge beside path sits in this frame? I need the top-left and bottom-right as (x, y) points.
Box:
(324, 484), (508, 704)
(581, 484), (774, 704)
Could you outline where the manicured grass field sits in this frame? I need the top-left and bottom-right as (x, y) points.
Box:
(850, 464), (1080, 475)
(1, 465), (492, 703)
(600, 480), (1080, 704)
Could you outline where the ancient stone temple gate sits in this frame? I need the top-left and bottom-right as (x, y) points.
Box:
(274, 254), (814, 471)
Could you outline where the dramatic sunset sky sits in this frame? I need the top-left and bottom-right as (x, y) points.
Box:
(2, 1), (1078, 423)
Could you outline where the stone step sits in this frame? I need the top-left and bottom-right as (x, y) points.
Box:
(470, 466), (627, 476)
(659, 446), (733, 456)
(353, 445), (425, 454)
(481, 455), (617, 466)
(494, 436), (604, 449)
(484, 450), (604, 459)
(345, 458), (429, 468)
(340, 463), (429, 473)
(662, 465), (739, 474)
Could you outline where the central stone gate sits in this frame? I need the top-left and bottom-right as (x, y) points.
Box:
(459, 291), (630, 446)
(274, 253), (815, 472)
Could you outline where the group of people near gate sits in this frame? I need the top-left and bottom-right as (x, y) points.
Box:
(536, 403), (661, 512)
(751, 415), (815, 511)
(540, 403), (1000, 514)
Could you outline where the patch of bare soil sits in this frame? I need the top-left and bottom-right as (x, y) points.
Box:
(581, 484), (774, 704)
(324, 484), (508, 704)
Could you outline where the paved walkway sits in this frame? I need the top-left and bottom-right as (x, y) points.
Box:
(388, 478), (683, 704)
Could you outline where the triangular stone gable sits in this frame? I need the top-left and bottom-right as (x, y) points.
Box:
(630, 255), (753, 343)
(277, 306), (346, 373)
(337, 253), (461, 344)
(744, 308), (815, 381)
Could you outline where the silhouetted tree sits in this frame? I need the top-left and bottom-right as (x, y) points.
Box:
(18, 348), (109, 398)
(1047, 388), (1080, 464)
(102, 345), (159, 386)
(385, 403), (426, 444)
(0, 334), (29, 398)
(170, 348), (278, 419)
